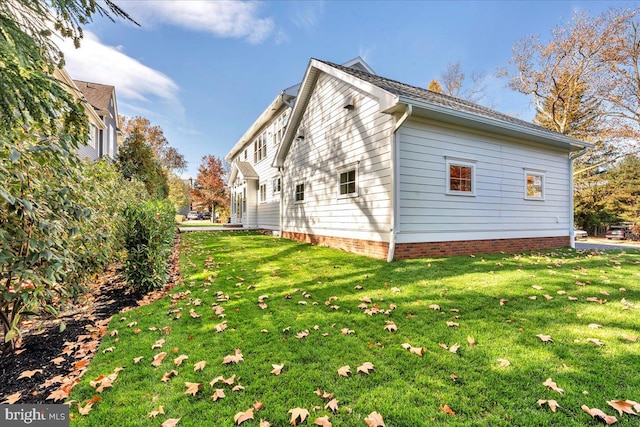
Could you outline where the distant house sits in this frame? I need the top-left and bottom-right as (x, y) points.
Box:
(73, 80), (120, 161)
(53, 68), (105, 152)
(229, 58), (591, 260)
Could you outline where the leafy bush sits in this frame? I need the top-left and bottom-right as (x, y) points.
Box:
(0, 128), (148, 345)
(122, 199), (176, 292)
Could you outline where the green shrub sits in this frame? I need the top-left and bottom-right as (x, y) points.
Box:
(122, 199), (176, 292)
(0, 129), (149, 345)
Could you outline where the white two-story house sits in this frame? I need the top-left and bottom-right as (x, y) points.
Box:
(228, 58), (590, 260)
(225, 58), (375, 230)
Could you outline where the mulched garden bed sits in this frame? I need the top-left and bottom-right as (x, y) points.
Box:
(0, 237), (181, 404)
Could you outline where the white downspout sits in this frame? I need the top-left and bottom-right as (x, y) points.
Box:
(278, 167), (284, 238)
(387, 104), (412, 262)
(569, 148), (588, 248)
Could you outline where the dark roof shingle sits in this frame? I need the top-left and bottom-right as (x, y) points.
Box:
(73, 80), (114, 115)
(317, 59), (567, 141)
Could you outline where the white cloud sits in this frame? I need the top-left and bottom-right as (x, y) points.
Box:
(60, 31), (181, 111)
(289, 1), (324, 30)
(124, 0), (275, 44)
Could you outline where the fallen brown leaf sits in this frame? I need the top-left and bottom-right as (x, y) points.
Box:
(536, 334), (553, 343)
(174, 354), (189, 366)
(314, 415), (332, 427)
(357, 362), (374, 374)
(325, 398), (339, 413)
(271, 364), (284, 375)
(18, 369), (43, 379)
(289, 407), (310, 426)
(537, 399), (561, 412)
(152, 352), (167, 367)
(211, 389), (225, 401)
(222, 348), (243, 364)
(2, 391), (21, 404)
(582, 405), (617, 424)
(78, 402), (94, 415)
(364, 411), (385, 427)
(440, 404), (455, 415)
(161, 418), (180, 427)
(184, 382), (201, 396)
(543, 378), (564, 394)
(337, 365), (351, 377)
(607, 400), (639, 416)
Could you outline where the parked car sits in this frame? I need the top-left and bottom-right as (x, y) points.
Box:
(606, 226), (629, 240)
(572, 228), (588, 240)
(201, 211), (212, 220)
(186, 211), (201, 220)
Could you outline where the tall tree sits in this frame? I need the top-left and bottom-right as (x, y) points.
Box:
(604, 155), (640, 223)
(437, 62), (487, 103)
(190, 155), (228, 222)
(120, 116), (187, 172)
(167, 173), (191, 214)
(532, 72), (604, 140)
(428, 79), (444, 94)
(116, 129), (168, 199)
(600, 10), (640, 140)
(0, 0), (134, 140)
(501, 9), (632, 138)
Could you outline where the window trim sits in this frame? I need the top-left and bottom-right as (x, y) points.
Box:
(259, 183), (267, 204)
(294, 181), (305, 204)
(445, 157), (476, 197)
(337, 162), (359, 199)
(273, 177), (281, 195)
(524, 169), (546, 201)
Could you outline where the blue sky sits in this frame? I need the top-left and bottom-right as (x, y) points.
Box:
(61, 0), (626, 179)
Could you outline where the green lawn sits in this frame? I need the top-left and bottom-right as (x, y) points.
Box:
(70, 232), (640, 426)
(177, 220), (223, 228)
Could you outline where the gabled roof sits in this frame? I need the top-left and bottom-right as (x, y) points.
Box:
(225, 93), (291, 163)
(226, 57), (376, 164)
(274, 59), (591, 167)
(229, 161), (259, 185)
(53, 69), (105, 129)
(73, 80), (116, 118)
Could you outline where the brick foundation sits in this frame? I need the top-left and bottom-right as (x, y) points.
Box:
(282, 232), (389, 259)
(282, 232), (570, 260)
(393, 236), (570, 260)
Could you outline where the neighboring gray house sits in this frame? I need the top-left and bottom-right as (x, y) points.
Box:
(230, 58), (591, 260)
(73, 80), (120, 161)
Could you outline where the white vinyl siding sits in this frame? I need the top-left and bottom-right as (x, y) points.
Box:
(281, 73), (393, 242)
(228, 107), (289, 230)
(396, 118), (570, 243)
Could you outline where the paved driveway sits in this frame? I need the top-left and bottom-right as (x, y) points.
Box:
(576, 238), (640, 251)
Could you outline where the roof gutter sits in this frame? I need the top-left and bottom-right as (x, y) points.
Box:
(395, 96), (592, 152)
(568, 147), (589, 248)
(281, 91), (295, 108)
(387, 104), (412, 262)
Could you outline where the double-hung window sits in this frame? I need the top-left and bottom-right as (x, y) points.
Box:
(294, 182), (305, 203)
(259, 184), (267, 203)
